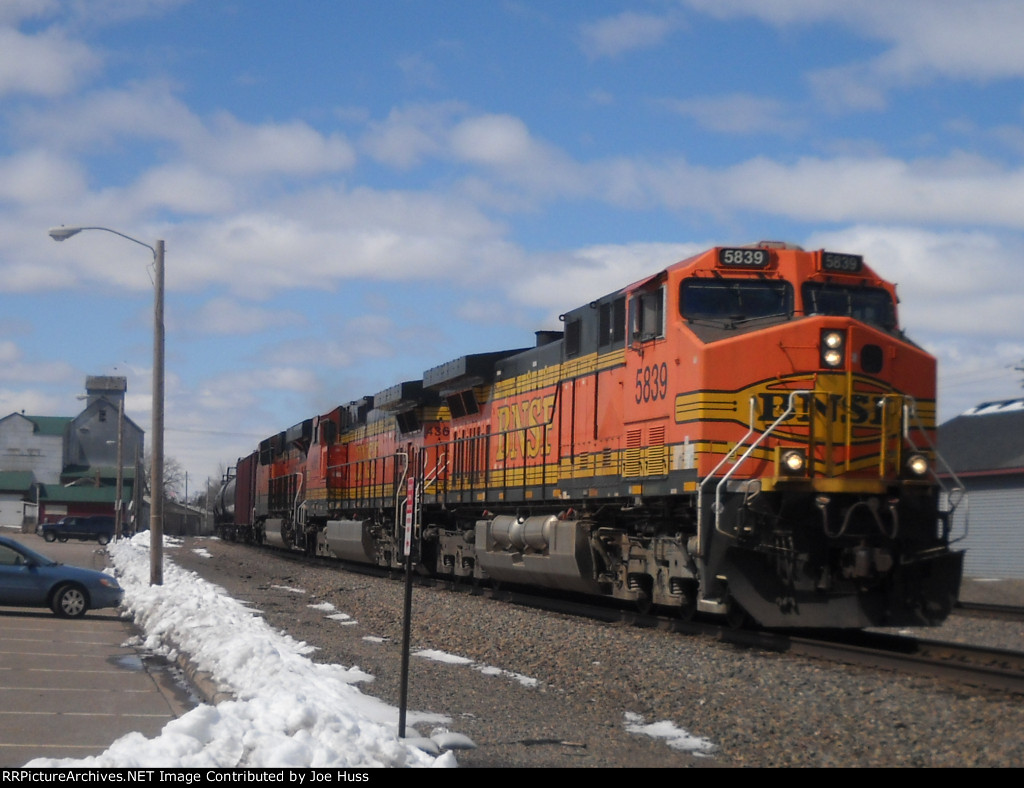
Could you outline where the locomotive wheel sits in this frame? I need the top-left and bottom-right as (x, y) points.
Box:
(677, 592), (697, 622)
(725, 597), (750, 629)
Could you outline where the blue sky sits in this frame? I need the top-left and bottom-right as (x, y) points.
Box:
(3, 0), (1024, 492)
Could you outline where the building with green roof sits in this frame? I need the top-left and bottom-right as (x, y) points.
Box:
(0, 376), (144, 530)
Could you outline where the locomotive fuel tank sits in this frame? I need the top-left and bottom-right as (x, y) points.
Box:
(474, 515), (603, 594)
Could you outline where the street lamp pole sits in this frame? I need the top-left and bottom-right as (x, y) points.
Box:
(48, 225), (165, 585)
(152, 239), (165, 585)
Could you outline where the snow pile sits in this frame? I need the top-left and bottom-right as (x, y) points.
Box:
(28, 533), (456, 768)
(623, 712), (717, 756)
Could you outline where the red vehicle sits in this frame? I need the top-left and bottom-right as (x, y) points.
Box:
(221, 242), (964, 628)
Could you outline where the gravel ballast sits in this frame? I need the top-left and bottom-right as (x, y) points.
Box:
(166, 537), (1024, 768)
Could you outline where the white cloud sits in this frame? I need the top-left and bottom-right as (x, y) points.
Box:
(861, 2), (1024, 83)
(679, 1), (1024, 109)
(806, 65), (889, 112)
(0, 149), (86, 206)
(0, 1), (58, 26)
(263, 316), (400, 370)
(0, 341), (20, 364)
(14, 80), (353, 181)
(508, 242), (707, 318)
(128, 164), (237, 215)
(197, 114), (356, 177)
(449, 114), (587, 197)
(361, 102), (465, 169)
(168, 186), (518, 294)
(628, 153), (1024, 228)
(0, 340), (75, 385)
(659, 94), (804, 135)
(185, 298), (304, 336)
(397, 53), (442, 90)
(0, 388), (70, 418)
(63, 0), (194, 25)
(450, 114), (540, 167)
(578, 11), (683, 58)
(357, 109), (1024, 229)
(0, 25), (99, 97)
(13, 81), (202, 152)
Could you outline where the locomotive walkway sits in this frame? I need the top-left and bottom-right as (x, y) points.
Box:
(0, 532), (195, 767)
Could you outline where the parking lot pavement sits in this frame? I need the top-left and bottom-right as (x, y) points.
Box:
(0, 531), (196, 766)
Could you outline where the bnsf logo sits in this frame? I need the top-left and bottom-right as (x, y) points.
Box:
(757, 391), (890, 428)
(495, 394), (556, 460)
(674, 375), (930, 439)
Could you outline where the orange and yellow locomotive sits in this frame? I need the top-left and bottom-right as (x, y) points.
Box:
(221, 242), (963, 628)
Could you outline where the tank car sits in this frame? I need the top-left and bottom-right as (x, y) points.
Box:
(211, 468), (236, 539)
(227, 242), (965, 629)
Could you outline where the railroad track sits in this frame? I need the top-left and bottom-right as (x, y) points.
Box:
(484, 588), (1024, 697)
(767, 630), (1024, 697)
(256, 542), (1024, 696)
(955, 600), (1024, 622)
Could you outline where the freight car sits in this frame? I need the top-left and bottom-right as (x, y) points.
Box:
(218, 242), (965, 629)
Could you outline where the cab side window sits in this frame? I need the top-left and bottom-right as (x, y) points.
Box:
(630, 286), (665, 342)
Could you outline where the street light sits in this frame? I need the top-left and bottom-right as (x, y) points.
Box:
(48, 225), (165, 586)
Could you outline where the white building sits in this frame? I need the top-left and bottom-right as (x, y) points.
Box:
(938, 399), (1024, 579)
(0, 376), (144, 530)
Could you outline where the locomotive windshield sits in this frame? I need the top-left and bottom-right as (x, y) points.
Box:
(802, 283), (896, 330)
(680, 279), (793, 323)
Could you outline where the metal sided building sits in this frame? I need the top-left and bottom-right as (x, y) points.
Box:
(938, 399), (1024, 579)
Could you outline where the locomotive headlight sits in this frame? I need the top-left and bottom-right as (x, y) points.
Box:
(779, 448), (807, 475)
(820, 330), (846, 369)
(905, 453), (930, 478)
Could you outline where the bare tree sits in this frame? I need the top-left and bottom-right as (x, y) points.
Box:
(142, 451), (186, 502)
(194, 466), (229, 510)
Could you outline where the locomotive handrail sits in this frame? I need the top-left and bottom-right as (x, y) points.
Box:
(899, 396), (969, 542)
(394, 450), (410, 543)
(325, 453), (407, 509)
(421, 450), (448, 498)
(695, 390), (810, 553)
(695, 396), (757, 555)
(711, 390), (810, 539)
(293, 471), (304, 512)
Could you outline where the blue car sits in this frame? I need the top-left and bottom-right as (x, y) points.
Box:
(0, 535), (124, 617)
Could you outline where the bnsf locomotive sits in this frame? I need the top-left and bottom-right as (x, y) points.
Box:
(216, 242), (965, 629)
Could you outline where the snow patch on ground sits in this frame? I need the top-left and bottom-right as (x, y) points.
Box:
(27, 533), (458, 768)
(623, 712), (717, 756)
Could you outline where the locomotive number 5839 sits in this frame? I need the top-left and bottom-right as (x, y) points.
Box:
(635, 362), (669, 403)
